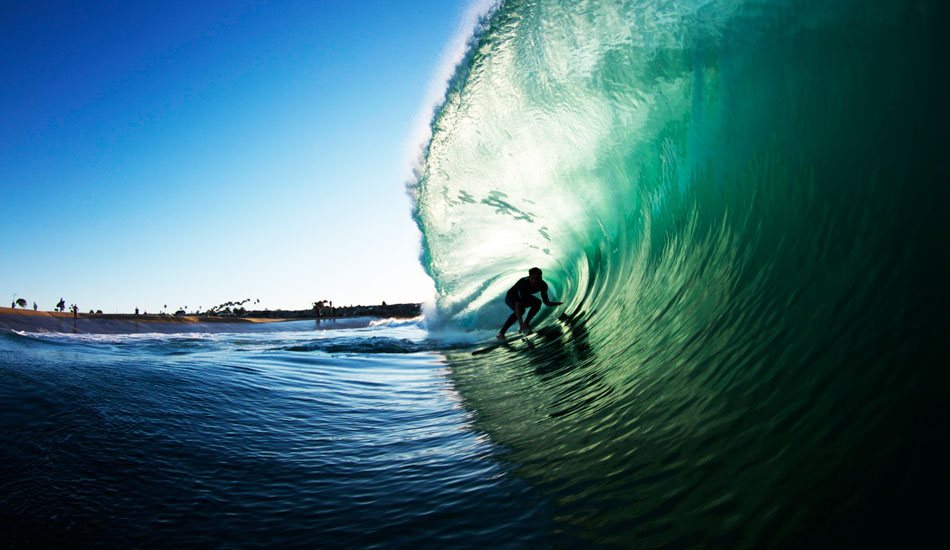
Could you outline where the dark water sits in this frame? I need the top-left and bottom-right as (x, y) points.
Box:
(0, 321), (559, 548)
(410, 0), (948, 547)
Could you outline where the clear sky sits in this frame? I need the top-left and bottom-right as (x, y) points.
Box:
(1, 0), (481, 313)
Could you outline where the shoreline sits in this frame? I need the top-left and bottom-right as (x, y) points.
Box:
(0, 303), (421, 323)
(0, 307), (281, 324)
(0, 304), (423, 334)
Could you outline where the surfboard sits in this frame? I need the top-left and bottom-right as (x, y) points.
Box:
(471, 332), (535, 355)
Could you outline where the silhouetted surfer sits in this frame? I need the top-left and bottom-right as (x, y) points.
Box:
(497, 267), (562, 339)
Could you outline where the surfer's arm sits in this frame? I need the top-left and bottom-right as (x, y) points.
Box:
(541, 289), (562, 307)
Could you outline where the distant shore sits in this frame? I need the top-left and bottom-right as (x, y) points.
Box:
(0, 303), (422, 325)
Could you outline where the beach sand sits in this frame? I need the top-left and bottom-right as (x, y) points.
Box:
(0, 307), (288, 323)
(0, 307), (297, 334)
(0, 303), (421, 334)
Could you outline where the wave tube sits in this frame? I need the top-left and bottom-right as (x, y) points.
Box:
(410, 0), (947, 546)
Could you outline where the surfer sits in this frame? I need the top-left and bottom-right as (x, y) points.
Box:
(497, 267), (563, 339)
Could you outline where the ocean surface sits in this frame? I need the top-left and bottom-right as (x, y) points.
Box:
(3, 0), (948, 547)
(0, 319), (561, 547)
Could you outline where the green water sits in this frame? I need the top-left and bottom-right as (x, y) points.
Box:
(412, 0), (947, 546)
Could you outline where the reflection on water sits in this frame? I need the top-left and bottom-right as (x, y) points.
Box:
(0, 323), (561, 548)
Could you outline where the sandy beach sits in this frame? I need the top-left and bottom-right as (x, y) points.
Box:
(0, 307), (288, 324)
(0, 307), (306, 334)
(0, 304), (421, 334)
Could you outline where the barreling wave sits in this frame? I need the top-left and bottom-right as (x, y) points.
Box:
(410, 0), (947, 546)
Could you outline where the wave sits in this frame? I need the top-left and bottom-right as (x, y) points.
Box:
(281, 337), (431, 355)
(411, 0), (947, 545)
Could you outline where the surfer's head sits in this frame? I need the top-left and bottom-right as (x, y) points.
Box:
(528, 267), (542, 287)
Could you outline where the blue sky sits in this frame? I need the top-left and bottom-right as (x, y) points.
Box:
(1, 1), (481, 313)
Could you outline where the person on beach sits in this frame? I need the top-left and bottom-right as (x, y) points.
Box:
(497, 267), (563, 339)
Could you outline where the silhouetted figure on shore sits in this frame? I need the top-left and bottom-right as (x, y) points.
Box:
(56, 298), (66, 312)
(33, 302), (37, 311)
(497, 267), (563, 339)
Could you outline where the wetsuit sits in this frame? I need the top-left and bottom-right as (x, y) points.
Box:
(500, 277), (552, 334)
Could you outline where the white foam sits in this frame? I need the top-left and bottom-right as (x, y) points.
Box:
(404, 0), (501, 180)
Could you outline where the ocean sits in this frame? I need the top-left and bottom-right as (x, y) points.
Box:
(3, 0), (948, 547)
(0, 319), (560, 547)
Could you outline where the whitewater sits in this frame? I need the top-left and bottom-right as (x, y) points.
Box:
(2, 0), (947, 548)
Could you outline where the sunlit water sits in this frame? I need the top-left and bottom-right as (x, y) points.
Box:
(410, 0), (947, 547)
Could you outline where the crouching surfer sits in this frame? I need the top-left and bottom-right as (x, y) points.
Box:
(497, 267), (563, 339)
